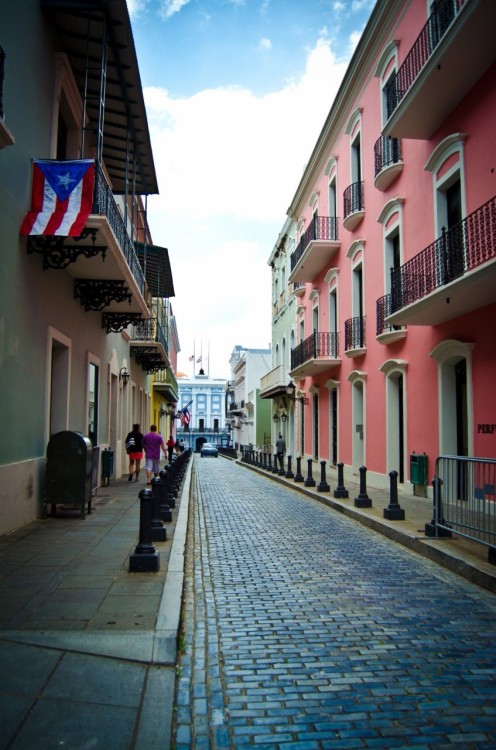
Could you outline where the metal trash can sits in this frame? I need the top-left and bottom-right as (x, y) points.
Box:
(101, 447), (114, 485)
(410, 452), (428, 485)
(45, 431), (93, 517)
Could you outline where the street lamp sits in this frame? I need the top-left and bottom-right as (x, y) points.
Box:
(119, 367), (130, 386)
(273, 414), (279, 423)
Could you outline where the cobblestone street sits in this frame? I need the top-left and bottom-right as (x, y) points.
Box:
(174, 457), (496, 749)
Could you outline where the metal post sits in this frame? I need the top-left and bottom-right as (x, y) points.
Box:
(334, 462), (349, 498)
(278, 453), (285, 476)
(354, 465), (372, 508)
(267, 453), (272, 471)
(150, 477), (167, 541)
(129, 489), (160, 572)
(294, 456), (304, 483)
(304, 459), (316, 487)
(318, 461), (330, 492)
(425, 477), (452, 537)
(272, 454), (279, 474)
(158, 469), (172, 522)
(285, 455), (294, 479)
(383, 470), (405, 520)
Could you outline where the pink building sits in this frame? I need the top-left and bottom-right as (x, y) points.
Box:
(282, 0), (495, 492)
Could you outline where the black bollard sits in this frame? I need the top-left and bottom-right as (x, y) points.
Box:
(425, 477), (452, 537)
(318, 461), (330, 492)
(334, 462), (349, 498)
(285, 455), (294, 479)
(272, 454), (279, 474)
(383, 470), (405, 520)
(294, 456), (304, 483)
(305, 459), (316, 487)
(354, 465), (372, 508)
(159, 470), (173, 522)
(129, 489), (160, 572)
(278, 454), (285, 476)
(267, 453), (272, 471)
(150, 477), (167, 541)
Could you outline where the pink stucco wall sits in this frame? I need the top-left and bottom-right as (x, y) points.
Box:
(291, 0), (496, 484)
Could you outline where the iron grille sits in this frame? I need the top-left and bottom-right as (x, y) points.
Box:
(390, 196), (496, 313)
(92, 162), (146, 298)
(374, 136), (402, 177)
(291, 331), (339, 370)
(290, 216), (339, 272)
(343, 181), (364, 219)
(344, 316), (366, 351)
(385, 0), (465, 118)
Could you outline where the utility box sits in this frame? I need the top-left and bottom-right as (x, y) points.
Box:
(45, 431), (93, 517)
(410, 452), (428, 485)
(101, 447), (114, 485)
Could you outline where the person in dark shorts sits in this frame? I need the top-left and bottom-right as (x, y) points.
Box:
(125, 424), (144, 482)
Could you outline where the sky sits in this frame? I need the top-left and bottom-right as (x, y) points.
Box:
(127, 0), (376, 379)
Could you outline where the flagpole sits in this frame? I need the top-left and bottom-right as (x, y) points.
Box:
(208, 340), (210, 376)
(193, 340), (196, 377)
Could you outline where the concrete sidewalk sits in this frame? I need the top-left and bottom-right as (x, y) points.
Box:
(0, 460), (192, 750)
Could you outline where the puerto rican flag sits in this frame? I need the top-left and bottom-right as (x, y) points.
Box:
(178, 400), (193, 427)
(20, 159), (95, 237)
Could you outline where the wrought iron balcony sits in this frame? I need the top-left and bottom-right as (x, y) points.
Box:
(130, 317), (170, 373)
(154, 367), (179, 402)
(376, 295), (407, 344)
(290, 331), (340, 378)
(26, 160), (151, 328)
(344, 316), (366, 356)
(388, 196), (496, 326)
(289, 216), (340, 283)
(383, 0), (494, 139)
(374, 136), (403, 191)
(343, 182), (364, 231)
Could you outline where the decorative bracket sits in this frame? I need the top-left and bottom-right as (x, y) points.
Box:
(74, 279), (131, 311)
(27, 229), (107, 270)
(102, 312), (143, 333)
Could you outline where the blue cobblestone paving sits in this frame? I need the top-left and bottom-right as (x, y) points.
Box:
(174, 458), (496, 749)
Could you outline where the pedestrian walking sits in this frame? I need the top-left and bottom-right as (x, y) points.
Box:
(142, 425), (166, 484)
(275, 433), (286, 470)
(125, 423), (143, 482)
(166, 435), (175, 462)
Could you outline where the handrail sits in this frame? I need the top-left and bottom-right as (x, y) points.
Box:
(391, 196), (496, 313)
(291, 331), (339, 370)
(92, 162), (146, 298)
(344, 316), (366, 351)
(385, 0), (466, 118)
(290, 216), (339, 272)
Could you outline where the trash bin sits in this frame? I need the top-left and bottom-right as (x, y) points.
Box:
(410, 452), (428, 485)
(101, 447), (114, 485)
(45, 431), (93, 517)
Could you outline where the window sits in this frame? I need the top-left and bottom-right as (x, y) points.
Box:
(88, 362), (99, 446)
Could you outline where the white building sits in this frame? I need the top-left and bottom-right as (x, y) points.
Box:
(227, 345), (272, 450)
(177, 372), (227, 437)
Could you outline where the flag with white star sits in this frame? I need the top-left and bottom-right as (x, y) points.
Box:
(20, 159), (95, 237)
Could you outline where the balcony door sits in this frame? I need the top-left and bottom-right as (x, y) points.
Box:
(329, 388), (338, 465)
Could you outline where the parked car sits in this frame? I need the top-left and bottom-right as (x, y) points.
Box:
(200, 442), (218, 457)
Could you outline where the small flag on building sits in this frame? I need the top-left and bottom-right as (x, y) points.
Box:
(179, 406), (190, 427)
(188, 355), (194, 361)
(20, 159), (95, 237)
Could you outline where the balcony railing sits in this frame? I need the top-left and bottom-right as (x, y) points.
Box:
(374, 136), (402, 177)
(291, 331), (339, 370)
(290, 216), (339, 272)
(93, 161), (146, 298)
(344, 316), (366, 351)
(390, 196), (496, 314)
(385, 0), (465, 119)
(131, 317), (168, 353)
(343, 181), (364, 220)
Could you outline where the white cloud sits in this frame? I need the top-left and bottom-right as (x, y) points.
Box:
(258, 37), (272, 51)
(159, 0), (191, 19)
(144, 36), (349, 377)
